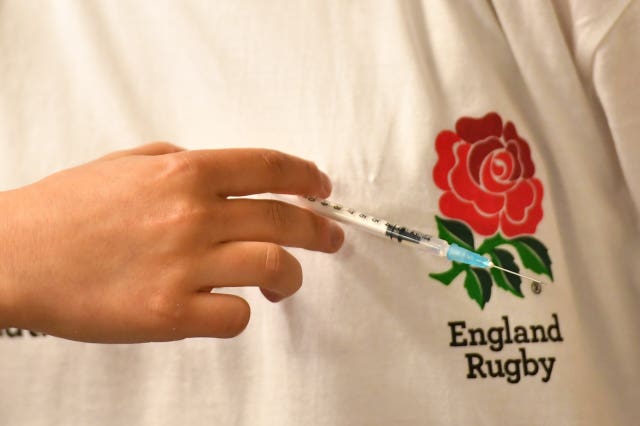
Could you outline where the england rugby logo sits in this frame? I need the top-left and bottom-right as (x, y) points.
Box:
(430, 113), (553, 308)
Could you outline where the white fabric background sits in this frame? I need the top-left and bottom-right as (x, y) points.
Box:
(0, 1), (638, 425)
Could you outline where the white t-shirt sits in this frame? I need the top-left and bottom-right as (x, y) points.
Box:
(1, 1), (638, 425)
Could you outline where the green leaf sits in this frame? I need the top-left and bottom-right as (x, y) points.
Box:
(464, 267), (493, 309)
(429, 262), (466, 286)
(476, 233), (509, 255)
(510, 237), (553, 280)
(435, 216), (475, 250)
(489, 249), (524, 297)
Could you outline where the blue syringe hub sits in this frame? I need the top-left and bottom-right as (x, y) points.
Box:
(446, 243), (491, 268)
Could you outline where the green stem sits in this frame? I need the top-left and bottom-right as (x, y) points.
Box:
(448, 262), (466, 276)
(476, 233), (510, 255)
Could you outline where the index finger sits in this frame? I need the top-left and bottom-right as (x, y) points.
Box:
(181, 149), (333, 197)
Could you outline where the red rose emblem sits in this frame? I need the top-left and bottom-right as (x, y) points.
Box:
(433, 112), (543, 237)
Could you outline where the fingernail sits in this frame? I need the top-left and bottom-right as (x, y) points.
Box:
(329, 222), (344, 251)
(320, 172), (332, 197)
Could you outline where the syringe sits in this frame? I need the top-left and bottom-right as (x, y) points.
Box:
(290, 196), (544, 287)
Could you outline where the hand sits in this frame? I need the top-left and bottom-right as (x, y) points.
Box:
(0, 143), (343, 342)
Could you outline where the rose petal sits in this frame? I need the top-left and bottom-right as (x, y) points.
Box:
(449, 143), (504, 215)
(505, 142), (522, 179)
(504, 122), (535, 178)
(490, 151), (513, 180)
(439, 191), (500, 236)
(433, 130), (461, 190)
(468, 136), (503, 184)
(456, 112), (503, 144)
(504, 180), (534, 221)
(500, 179), (544, 236)
(481, 150), (517, 193)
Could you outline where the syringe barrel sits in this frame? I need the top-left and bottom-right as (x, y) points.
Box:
(417, 236), (450, 257)
(384, 224), (449, 257)
(289, 196), (450, 257)
(295, 196), (389, 234)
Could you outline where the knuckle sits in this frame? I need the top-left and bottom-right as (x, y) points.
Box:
(266, 201), (289, 229)
(155, 197), (206, 230)
(182, 203), (210, 227)
(260, 150), (287, 176)
(149, 141), (183, 153)
(160, 153), (199, 180)
(262, 243), (284, 284)
(146, 292), (186, 328)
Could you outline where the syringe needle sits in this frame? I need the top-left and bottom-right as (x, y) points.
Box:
(489, 262), (545, 286)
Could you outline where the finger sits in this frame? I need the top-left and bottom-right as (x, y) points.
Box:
(215, 199), (344, 253)
(96, 142), (185, 161)
(179, 148), (333, 197)
(183, 293), (251, 338)
(195, 242), (303, 302)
